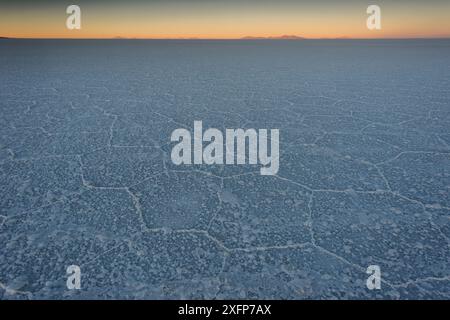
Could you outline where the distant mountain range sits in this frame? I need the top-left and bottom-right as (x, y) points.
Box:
(111, 35), (307, 40)
(241, 35), (306, 40)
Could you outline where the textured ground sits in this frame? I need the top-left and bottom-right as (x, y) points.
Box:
(0, 39), (449, 299)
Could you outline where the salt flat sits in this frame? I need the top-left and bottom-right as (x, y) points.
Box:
(0, 39), (449, 299)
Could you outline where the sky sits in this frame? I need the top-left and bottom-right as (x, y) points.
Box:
(1, 0), (450, 39)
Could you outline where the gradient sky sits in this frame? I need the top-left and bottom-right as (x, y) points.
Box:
(1, 0), (450, 39)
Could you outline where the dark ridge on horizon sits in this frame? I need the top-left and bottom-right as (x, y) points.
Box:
(2, 36), (450, 41)
(241, 35), (306, 40)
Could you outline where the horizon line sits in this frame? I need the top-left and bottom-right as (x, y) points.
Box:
(2, 36), (450, 40)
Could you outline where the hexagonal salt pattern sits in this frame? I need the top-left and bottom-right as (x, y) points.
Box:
(1, 39), (449, 299)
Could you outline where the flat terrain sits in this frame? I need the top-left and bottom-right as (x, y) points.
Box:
(0, 39), (449, 299)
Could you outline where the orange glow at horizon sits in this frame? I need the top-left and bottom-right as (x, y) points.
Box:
(1, 2), (450, 39)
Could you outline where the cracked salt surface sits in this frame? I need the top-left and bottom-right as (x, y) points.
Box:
(0, 39), (449, 299)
